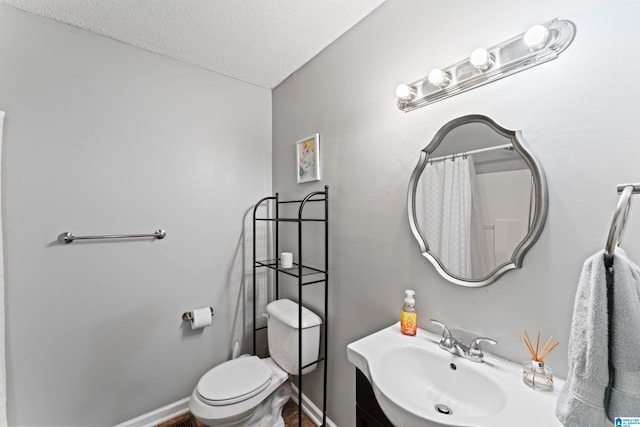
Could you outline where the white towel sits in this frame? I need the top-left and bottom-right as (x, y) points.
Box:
(556, 250), (610, 426)
(556, 248), (640, 426)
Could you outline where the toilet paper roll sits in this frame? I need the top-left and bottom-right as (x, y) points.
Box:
(281, 252), (293, 269)
(190, 307), (212, 329)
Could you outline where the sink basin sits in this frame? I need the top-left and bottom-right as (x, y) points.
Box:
(347, 323), (563, 427)
(375, 346), (505, 419)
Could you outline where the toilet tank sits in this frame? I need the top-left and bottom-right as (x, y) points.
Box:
(266, 299), (322, 375)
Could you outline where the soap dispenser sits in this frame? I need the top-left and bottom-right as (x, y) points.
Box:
(400, 289), (417, 336)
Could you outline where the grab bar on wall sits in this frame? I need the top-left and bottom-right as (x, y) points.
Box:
(57, 229), (166, 244)
(604, 184), (640, 261)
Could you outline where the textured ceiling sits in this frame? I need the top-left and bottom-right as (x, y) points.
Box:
(0, 0), (386, 88)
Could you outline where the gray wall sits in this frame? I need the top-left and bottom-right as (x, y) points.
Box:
(0, 6), (271, 426)
(273, 0), (640, 425)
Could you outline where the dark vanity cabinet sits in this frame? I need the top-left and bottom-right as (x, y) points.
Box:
(356, 369), (394, 427)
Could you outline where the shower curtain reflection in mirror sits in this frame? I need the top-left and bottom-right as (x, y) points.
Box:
(416, 156), (493, 278)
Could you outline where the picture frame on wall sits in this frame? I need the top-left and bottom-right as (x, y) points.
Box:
(296, 133), (320, 183)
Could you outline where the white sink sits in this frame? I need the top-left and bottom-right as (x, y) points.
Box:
(347, 323), (563, 427)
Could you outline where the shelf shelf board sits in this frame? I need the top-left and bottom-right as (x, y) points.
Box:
(278, 197), (326, 204)
(255, 259), (327, 278)
(254, 217), (326, 222)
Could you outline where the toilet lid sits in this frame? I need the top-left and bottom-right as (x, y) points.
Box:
(196, 356), (272, 406)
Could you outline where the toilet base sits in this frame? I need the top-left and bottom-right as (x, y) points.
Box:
(190, 379), (292, 427)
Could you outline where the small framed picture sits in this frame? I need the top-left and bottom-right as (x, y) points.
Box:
(296, 133), (320, 183)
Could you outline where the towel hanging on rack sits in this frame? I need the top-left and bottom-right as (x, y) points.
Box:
(558, 183), (640, 423)
(556, 247), (640, 424)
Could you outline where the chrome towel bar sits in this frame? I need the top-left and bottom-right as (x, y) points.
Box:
(605, 184), (640, 261)
(57, 229), (166, 244)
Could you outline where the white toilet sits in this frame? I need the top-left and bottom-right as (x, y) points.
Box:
(189, 299), (322, 427)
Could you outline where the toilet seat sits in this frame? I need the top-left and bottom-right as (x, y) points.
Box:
(189, 357), (290, 426)
(196, 356), (273, 406)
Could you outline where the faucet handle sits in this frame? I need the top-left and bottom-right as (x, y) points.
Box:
(430, 319), (455, 349)
(468, 337), (497, 359)
(429, 319), (452, 338)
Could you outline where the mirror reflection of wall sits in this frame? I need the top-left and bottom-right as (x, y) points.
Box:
(408, 115), (547, 287)
(477, 168), (532, 268)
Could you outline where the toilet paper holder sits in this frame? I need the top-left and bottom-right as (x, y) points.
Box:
(182, 307), (214, 321)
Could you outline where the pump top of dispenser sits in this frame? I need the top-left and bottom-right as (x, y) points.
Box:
(404, 289), (415, 305)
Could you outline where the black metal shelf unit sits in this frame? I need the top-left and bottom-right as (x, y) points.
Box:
(252, 186), (329, 427)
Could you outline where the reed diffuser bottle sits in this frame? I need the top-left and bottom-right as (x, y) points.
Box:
(521, 331), (558, 392)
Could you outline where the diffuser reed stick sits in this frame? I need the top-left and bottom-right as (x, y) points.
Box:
(520, 330), (559, 362)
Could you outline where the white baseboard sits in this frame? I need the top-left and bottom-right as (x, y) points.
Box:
(113, 397), (190, 427)
(114, 386), (336, 427)
(291, 384), (337, 427)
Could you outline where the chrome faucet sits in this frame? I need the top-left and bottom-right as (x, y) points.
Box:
(430, 319), (496, 363)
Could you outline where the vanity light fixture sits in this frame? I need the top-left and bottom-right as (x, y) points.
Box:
(524, 24), (550, 50)
(395, 83), (416, 101)
(427, 68), (451, 88)
(396, 18), (575, 112)
(469, 48), (494, 72)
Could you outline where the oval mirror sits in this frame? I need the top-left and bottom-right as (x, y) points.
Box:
(408, 115), (547, 287)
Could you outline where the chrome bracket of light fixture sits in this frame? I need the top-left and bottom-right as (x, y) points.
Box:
(396, 19), (576, 112)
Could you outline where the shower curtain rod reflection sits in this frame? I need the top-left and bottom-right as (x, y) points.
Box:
(428, 143), (513, 163)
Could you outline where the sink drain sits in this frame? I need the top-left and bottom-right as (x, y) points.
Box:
(435, 403), (452, 415)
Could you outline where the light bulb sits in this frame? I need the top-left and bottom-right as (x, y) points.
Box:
(427, 68), (450, 88)
(469, 48), (494, 71)
(395, 83), (415, 101)
(524, 24), (549, 50)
